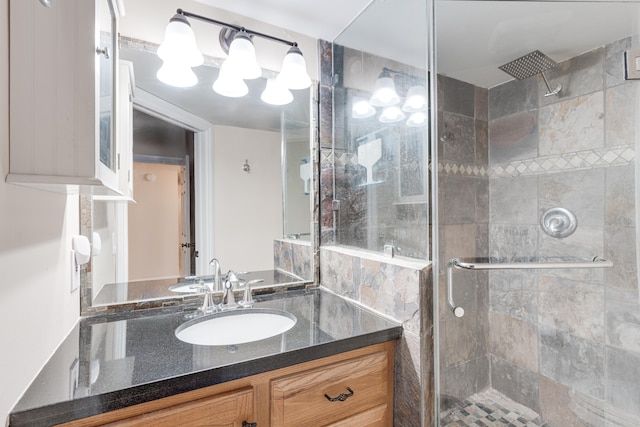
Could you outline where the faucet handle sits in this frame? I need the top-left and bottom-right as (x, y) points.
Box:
(238, 279), (263, 308)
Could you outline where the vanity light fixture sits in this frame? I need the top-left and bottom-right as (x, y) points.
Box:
(402, 85), (427, 112)
(378, 105), (406, 124)
(370, 69), (401, 107)
(406, 111), (427, 127)
(157, 9), (312, 105)
(352, 96), (376, 119)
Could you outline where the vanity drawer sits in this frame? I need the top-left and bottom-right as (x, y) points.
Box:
(270, 350), (392, 426)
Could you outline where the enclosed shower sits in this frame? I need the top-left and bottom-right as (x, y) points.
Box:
(327, 0), (640, 426)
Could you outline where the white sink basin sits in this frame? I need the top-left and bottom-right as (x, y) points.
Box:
(175, 308), (297, 346)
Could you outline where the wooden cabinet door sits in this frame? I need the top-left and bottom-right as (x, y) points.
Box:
(271, 350), (391, 427)
(325, 404), (388, 427)
(104, 387), (255, 427)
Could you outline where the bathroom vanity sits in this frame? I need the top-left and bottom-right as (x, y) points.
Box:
(9, 289), (401, 427)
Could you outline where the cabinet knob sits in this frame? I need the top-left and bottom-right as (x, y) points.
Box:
(324, 387), (354, 402)
(242, 422), (257, 427)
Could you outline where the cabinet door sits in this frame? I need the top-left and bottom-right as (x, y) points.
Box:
(103, 387), (255, 427)
(271, 350), (391, 427)
(325, 404), (388, 427)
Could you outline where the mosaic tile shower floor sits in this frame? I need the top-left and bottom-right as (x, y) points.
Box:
(441, 389), (548, 427)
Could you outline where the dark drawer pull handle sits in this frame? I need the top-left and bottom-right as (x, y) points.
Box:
(324, 387), (354, 402)
(242, 422), (257, 427)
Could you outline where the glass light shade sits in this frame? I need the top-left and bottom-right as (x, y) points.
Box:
(261, 78), (293, 105)
(156, 61), (197, 88)
(406, 112), (427, 127)
(370, 77), (401, 107)
(276, 46), (312, 90)
(352, 97), (376, 119)
(212, 69), (249, 98)
(402, 85), (427, 112)
(223, 32), (262, 80)
(378, 106), (406, 123)
(157, 15), (203, 67)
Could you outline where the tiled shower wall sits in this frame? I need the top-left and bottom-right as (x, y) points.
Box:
(440, 37), (640, 426)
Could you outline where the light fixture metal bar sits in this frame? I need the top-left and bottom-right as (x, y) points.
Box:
(177, 8), (298, 47)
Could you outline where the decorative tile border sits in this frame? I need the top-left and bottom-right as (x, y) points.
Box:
(438, 145), (635, 178)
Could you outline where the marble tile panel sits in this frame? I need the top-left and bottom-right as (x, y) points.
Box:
(605, 164), (635, 227)
(489, 78), (538, 120)
(489, 311), (539, 372)
(475, 86), (488, 121)
(441, 313), (487, 368)
(475, 178), (490, 225)
(539, 48), (604, 106)
(605, 82), (636, 147)
(291, 242), (312, 280)
(539, 91), (605, 156)
(489, 224), (539, 261)
(539, 375), (605, 427)
(439, 175), (477, 224)
(540, 327), (604, 399)
(359, 258), (420, 331)
(538, 225), (604, 265)
(604, 225), (638, 297)
(319, 247), (360, 299)
(440, 74), (476, 118)
(394, 332), (423, 427)
(605, 37), (631, 89)
(318, 39), (333, 87)
(605, 299), (640, 354)
(475, 119), (488, 165)
(538, 275), (604, 342)
(490, 175), (538, 225)
(489, 111), (538, 164)
(441, 111), (476, 164)
(539, 168), (605, 227)
(490, 356), (540, 413)
(440, 356), (491, 407)
(319, 85), (333, 149)
(605, 345), (640, 418)
(489, 270), (538, 323)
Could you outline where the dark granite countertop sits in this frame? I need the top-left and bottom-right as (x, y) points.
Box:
(9, 288), (402, 427)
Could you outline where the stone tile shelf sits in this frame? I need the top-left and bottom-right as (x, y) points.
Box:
(9, 288), (402, 427)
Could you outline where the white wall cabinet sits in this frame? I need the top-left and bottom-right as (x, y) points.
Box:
(8, 0), (129, 195)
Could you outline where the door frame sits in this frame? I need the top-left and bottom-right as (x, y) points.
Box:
(133, 88), (215, 276)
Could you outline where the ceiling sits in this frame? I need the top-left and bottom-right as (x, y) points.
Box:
(195, 0), (640, 88)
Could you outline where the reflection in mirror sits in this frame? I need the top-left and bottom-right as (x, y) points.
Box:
(81, 38), (316, 312)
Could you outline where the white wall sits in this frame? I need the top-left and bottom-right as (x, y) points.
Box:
(212, 126), (282, 271)
(0, 0), (80, 423)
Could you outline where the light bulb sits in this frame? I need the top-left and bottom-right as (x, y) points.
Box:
(406, 112), (427, 127)
(212, 69), (249, 98)
(223, 32), (262, 80)
(277, 46), (312, 90)
(261, 79), (293, 105)
(352, 97), (376, 119)
(378, 106), (406, 123)
(157, 14), (203, 67)
(156, 60), (197, 88)
(370, 77), (400, 107)
(402, 85), (427, 112)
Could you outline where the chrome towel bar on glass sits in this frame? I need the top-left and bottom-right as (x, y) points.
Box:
(446, 256), (613, 318)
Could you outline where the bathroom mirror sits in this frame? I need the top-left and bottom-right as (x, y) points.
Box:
(80, 39), (317, 312)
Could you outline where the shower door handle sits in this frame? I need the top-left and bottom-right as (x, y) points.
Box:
(446, 259), (465, 318)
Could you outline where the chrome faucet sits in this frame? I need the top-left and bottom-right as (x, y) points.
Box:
(221, 270), (240, 310)
(239, 279), (264, 308)
(197, 277), (216, 314)
(210, 258), (223, 292)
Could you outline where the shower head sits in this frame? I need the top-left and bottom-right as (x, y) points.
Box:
(499, 50), (562, 97)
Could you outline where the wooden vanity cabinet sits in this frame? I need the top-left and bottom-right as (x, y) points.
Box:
(57, 342), (394, 427)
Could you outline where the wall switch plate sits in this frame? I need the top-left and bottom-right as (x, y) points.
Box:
(625, 50), (640, 80)
(71, 249), (80, 293)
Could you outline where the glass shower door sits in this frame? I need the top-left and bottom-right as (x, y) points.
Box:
(435, 1), (640, 426)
